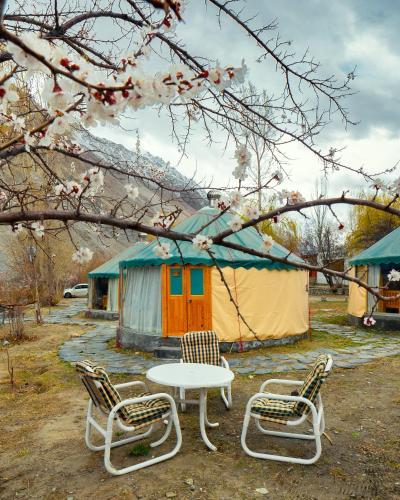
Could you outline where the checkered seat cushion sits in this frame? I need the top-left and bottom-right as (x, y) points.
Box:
(76, 360), (170, 429)
(251, 354), (331, 424)
(181, 330), (221, 366)
(251, 398), (297, 424)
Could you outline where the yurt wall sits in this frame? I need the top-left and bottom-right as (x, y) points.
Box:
(122, 266), (162, 334)
(211, 268), (309, 341)
(347, 267), (367, 318)
(107, 277), (119, 312)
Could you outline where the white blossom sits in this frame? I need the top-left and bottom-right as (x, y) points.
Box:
(192, 234), (213, 251)
(242, 204), (260, 220)
(233, 144), (251, 180)
(125, 183), (139, 201)
(31, 221), (45, 238)
(390, 177), (400, 195)
(82, 168), (104, 195)
(154, 242), (171, 259)
(232, 164), (248, 181)
(72, 247), (93, 264)
(151, 212), (166, 228)
(228, 215), (243, 232)
(0, 191), (6, 205)
(55, 181), (83, 198)
(388, 269), (400, 282)
(363, 316), (376, 327)
(272, 170), (284, 184)
(23, 132), (36, 152)
(11, 223), (24, 235)
(370, 178), (385, 191)
(278, 189), (291, 204)
(262, 234), (274, 252)
(229, 191), (243, 208)
(287, 191), (306, 205)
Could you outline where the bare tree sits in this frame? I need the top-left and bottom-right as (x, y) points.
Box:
(0, 0), (397, 327)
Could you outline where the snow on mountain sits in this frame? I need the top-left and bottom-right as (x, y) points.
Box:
(75, 129), (207, 211)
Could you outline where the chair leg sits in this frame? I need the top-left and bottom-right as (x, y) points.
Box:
(150, 415), (173, 448)
(179, 387), (186, 412)
(221, 383), (232, 410)
(241, 408), (322, 465)
(104, 407), (182, 476)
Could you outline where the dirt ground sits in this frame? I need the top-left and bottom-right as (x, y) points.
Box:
(1, 305), (400, 499)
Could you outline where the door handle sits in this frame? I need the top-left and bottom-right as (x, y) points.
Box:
(187, 299), (192, 303)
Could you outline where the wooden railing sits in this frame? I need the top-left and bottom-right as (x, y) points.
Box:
(381, 289), (400, 313)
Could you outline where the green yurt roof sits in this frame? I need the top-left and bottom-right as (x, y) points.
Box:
(120, 207), (304, 270)
(349, 226), (400, 266)
(88, 242), (148, 278)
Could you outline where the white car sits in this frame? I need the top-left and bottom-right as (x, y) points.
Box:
(63, 283), (89, 298)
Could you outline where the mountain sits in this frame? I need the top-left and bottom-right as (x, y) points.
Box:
(75, 129), (207, 211)
(0, 130), (207, 273)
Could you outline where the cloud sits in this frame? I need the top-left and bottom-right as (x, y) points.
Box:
(91, 1), (400, 205)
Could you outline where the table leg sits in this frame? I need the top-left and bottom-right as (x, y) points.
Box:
(199, 389), (217, 451)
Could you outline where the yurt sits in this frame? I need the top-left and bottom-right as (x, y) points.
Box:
(348, 226), (400, 329)
(87, 235), (148, 320)
(117, 205), (309, 355)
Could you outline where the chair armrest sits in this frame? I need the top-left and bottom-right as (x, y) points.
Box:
(220, 356), (230, 370)
(114, 380), (149, 391)
(259, 378), (303, 393)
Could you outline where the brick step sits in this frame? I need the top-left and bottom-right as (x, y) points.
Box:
(153, 346), (181, 359)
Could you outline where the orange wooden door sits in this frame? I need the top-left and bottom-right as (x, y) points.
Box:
(186, 265), (212, 332)
(163, 265), (187, 336)
(162, 265), (212, 336)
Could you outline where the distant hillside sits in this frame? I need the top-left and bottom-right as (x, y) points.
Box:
(0, 130), (207, 273)
(75, 129), (207, 211)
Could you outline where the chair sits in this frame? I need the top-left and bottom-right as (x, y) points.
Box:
(241, 354), (333, 465)
(75, 360), (182, 475)
(180, 330), (232, 410)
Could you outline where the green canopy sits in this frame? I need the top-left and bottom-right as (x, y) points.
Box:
(349, 226), (400, 266)
(120, 207), (304, 270)
(88, 242), (148, 278)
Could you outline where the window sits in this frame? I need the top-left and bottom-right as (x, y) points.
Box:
(190, 268), (204, 295)
(170, 267), (183, 295)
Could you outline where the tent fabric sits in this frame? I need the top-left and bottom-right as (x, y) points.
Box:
(107, 278), (119, 312)
(211, 267), (309, 341)
(88, 277), (94, 308)
(120, 207), (305, 271)
(347, 267), (367, 318)
(123, 266), (162, 333)
(349, 226), (400, 266)
(367, 264), (380, 313)
(89, 242), (148, 278)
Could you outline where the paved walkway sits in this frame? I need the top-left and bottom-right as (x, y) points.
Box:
(53, 300), (400, 375)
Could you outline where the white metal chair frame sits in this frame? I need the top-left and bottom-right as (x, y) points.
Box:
(241, 356), (333, 465)
(85, 379), (182, 475)
(179, 356), (232, 411)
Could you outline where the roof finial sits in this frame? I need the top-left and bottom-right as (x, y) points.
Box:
(207, 190), (221, 208)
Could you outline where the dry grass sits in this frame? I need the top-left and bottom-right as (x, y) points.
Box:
(1, 304), (400, 499)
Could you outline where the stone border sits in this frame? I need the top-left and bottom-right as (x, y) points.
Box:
(348, 312), (400, 330)
(56, 301), (400, 375)
(116, 326), (308, 353)
(85, 309), (119, 321)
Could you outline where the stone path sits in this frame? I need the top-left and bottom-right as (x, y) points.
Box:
(54, 300), (400, 375)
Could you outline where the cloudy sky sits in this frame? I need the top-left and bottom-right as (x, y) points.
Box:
(93, 0), (400, 216)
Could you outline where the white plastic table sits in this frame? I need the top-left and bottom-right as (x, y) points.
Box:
(147, 363), (234, 451)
